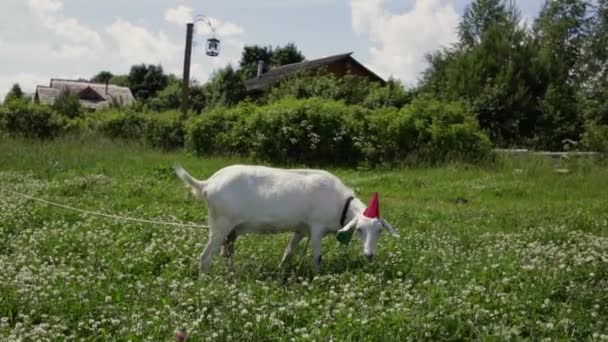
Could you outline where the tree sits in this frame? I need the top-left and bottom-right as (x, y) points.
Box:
(239, 43), (306, 79)
(204, 65), (246, 107)
(459, 0), (511, 47)
(239, 45), (273, 79)
(4, 83), (24, 103)
(533, 0), (590, 148)
(110, 75), (129, 87)
(580, 0), (608, 125)
(420, 0), (537, 144)
(128, 64), (169, 101)
(147, 78), (207, 113)
(91, 71), (114, 84)
(270, 42), (305, 66)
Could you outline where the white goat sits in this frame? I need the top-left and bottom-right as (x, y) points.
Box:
(174, 164), (399, 274)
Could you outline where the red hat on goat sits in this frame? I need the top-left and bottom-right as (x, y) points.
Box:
(362, 192), (380, 218)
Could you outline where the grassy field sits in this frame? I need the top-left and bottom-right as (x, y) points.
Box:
(1, 136), (607, 341)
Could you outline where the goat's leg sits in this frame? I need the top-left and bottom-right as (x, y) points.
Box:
(221, 230), (237, 271)
(199, 217), (234, 276)
(279, 232), (304, 267)
(310, 226), (324, 274)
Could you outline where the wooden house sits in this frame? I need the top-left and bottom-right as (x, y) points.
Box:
(244, 52), (385, 98)
(33, 78), (135, 109)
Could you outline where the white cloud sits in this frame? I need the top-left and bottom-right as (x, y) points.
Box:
(106, 19), (182, 72)
(28, 0), (103, 56)
(350, 0), (459, 85)
(195, 17), (244, 37)
(164, 5), (244, 37)
(28, 0), (62, 13)
(165, 5), (193, 26)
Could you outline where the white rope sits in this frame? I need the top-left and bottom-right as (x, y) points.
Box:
(1, 188), (209, 229)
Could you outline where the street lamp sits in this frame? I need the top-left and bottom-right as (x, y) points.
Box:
(193, 15), (221, 57)
(181, 15), (220, 115)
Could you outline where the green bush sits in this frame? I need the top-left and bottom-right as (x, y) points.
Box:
(93, 109), (146, 140)
(52, 89), (83, 118)
(143, 110), (184, 150)
(94, 109), (186, 150)
(0, 100), (65, 139)
(402, 97), (492, 163)
(186, 97), (491, 165)
(186, 103), (254, 156)
(265, 72), (412, 109)
(249, 98), (362, 164)
(582, 123), (608, 154)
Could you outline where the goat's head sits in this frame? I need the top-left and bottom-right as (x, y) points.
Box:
(336, 192), (399, 261)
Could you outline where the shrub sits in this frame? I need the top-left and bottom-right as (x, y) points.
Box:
(0, 100), (65, 139)
(248, 97), (361, 165)
(93, 109), (146, 140)
(265, 72), (412, 109)
(582, 123), (608, 154)
(402, 97), (492, 163)
(143, 111), (184, 150)
(186, 103), (254, 156)
(186, 97), (491, 165)
(52, 89), (83, 118)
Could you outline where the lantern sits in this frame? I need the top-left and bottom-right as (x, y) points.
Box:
(206, 37), (220, 57)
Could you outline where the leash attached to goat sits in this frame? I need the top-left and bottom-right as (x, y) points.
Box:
(1, 188), (209, 229)
(336, 196), (355, 245)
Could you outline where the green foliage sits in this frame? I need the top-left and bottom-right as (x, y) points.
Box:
(52, 89), (83, 119)
(203, 65), (246, 108)
(582, 123), (608, 153)
(421, 1), (537, 145)
(143, 110), (184, 150)
(418, 0), (597, 149)
(128, 64), (169, 101)
(266, 72), (411, 109)
(239, 45), (273, 79)
(362, 78), (413, 109)
(146, 81), (182, 112)
(185, 97), (490, 165)
(0, 100), (64, 139)
(185, 103), (254, 156)
(458, 0), (518, 47)
(91, 108), (185, 150)
(532, 0), (590, 149)
(239, 43), (306, 79)
(580, 0), (608, 126)
(146, 79), (207, 113)
(248, 98), (364, 164)
(3, 83), (24, 103)
(110, 74), (129, 87)
(93, 109), (146, 140)
(270, 42), (305, 67)
(90, 71), (113, 84)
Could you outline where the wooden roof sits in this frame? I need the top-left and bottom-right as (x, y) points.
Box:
(244, 52), (385, 94)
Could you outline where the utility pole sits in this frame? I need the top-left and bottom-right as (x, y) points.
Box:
(180, 16), (218, 116)
(181, 23), (194, 116)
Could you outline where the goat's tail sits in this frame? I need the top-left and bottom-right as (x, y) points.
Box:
(174, 164), (208, 200)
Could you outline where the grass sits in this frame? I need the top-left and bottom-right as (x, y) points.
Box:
(1, 136), (607, 341)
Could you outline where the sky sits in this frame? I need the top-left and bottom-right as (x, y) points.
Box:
(0, 0), (546, 100)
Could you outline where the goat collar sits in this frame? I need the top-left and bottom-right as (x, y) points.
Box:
(340, 196), (355, 227)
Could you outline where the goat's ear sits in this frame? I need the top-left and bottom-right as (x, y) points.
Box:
(336, 217), (357, 245)
(380, 217), (400, 238)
